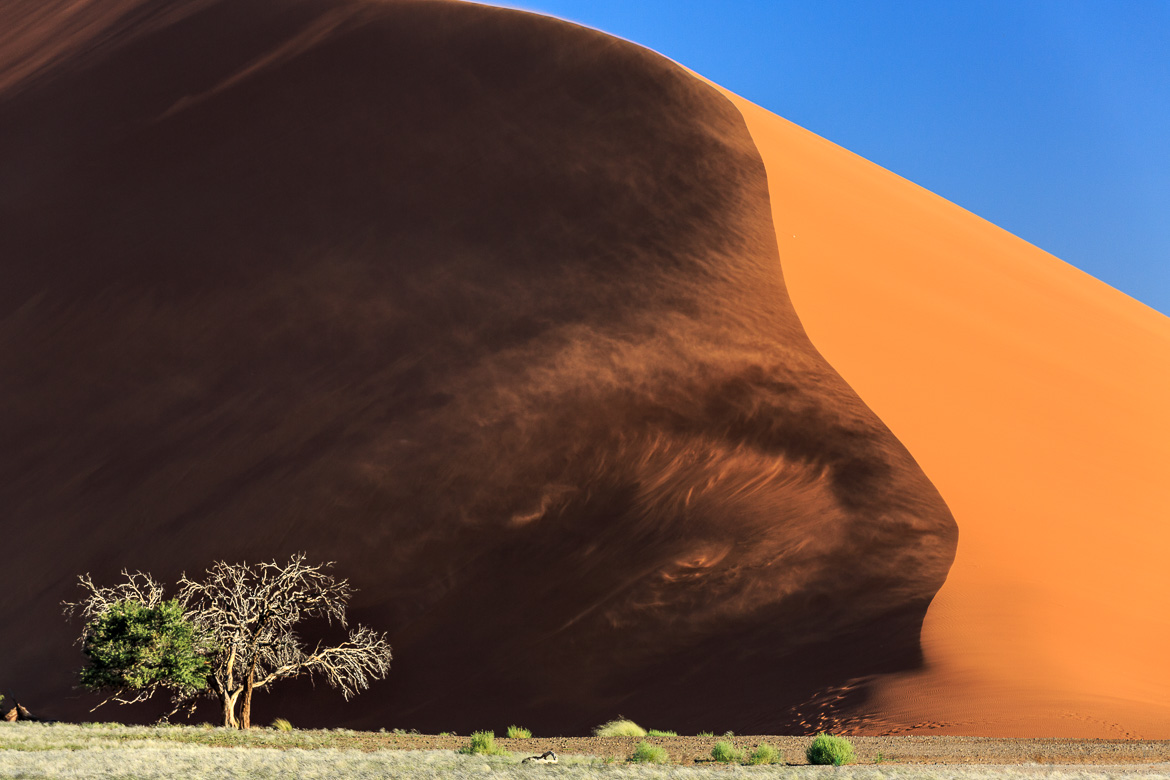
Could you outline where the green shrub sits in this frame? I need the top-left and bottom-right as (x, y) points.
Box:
(271, 718), (293, 732)
(646, 729), (677, 737)
(807, 733), (854, 766)
(460, 730), (508, 756)
(748, 743), (779, 765)
(506, 725), (531, 739)
(79, 599), (210, 698)
(711, 741), (743, 763)
(630, 741), (669, 763)
(696, 730), (714, 737)
(593, 718), (647, 737)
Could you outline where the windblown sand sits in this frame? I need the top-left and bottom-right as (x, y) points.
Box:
(0, 0), (954, 733)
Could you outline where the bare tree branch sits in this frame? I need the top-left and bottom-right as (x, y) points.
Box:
(62, 570), (167, 643)
(253, 625), (393, 698)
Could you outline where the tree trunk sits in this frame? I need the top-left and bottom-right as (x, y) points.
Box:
(241, 670), (254, 730)
(221, 690), (241, 729)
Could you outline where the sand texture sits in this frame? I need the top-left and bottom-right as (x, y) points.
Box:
(1, 0), (955, 733)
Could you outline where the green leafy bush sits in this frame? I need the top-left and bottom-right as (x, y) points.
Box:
(807, 733), (854, 766)
(80, 599), (210, 698)
(711, 741), (743, 763)
(593, 718), (646, 737)
(630, 741), (669, 763)
(505, 725), (531, 739)
(646, 729), (677, 737)
(460, 730), (508, 756)
(271, 718), (293, 732)
(748, 743), (779, 765)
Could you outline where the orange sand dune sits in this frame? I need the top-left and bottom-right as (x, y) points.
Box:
(727, 94), (1170, 738)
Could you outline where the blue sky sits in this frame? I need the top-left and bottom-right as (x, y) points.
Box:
(496, 1), (1170, 316)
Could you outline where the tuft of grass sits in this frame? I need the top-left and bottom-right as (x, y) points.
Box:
(593, 718), (647, 738)
(748, 743), (780, 765)
(630, 741), (669, 764)
(710, 741), (743, 763)
(645, 729), (677, 737)
(505, 725), (531, 739)
(696, 730), (715, 737)
(271, 718), (293, 732)
(460, 730), (508, 756)
(807, 733), (855, 766)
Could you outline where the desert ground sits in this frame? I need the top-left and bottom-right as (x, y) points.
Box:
(3, 723), (1170, 779)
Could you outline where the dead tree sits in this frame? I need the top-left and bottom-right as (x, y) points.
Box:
(177, 553), (392, 729)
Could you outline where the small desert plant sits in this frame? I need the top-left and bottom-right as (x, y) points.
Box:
(271, 718), (293, 732)
(807, 733), (855, 766)
(696, 730), (714, 737)
(506, 724), (532, 739)
(593, 718), (647, 737)
(711, 740), (743, 763)
(749, 743), (780, 765)
(646, 729), (677, 737)
(630, 741), (669, 763)
(460, 730), (508, 756)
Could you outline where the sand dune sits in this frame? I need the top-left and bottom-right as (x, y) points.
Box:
(0, 0), (955, 733)
(6, 0), (1162, 738)
(726, 95), (1170, 738)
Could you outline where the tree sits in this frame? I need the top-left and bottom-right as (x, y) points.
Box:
(66, 555), (392, 728)
(178, 554), (392, 728)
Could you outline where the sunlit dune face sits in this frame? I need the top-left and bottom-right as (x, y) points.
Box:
(0, 0), (954, 732)
(725, 87), (1170, 738)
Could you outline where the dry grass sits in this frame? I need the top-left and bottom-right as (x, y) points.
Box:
(1, 746), (1169, 779)
(2, 724), (1170, 778)
(593, 719), (646, 738)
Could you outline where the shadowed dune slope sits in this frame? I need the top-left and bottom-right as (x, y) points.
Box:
(727, 94), (1170, 738)
(0, 0), (956, 732)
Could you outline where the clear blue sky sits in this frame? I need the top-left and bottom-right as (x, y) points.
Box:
(496, 1), (1170, 316)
